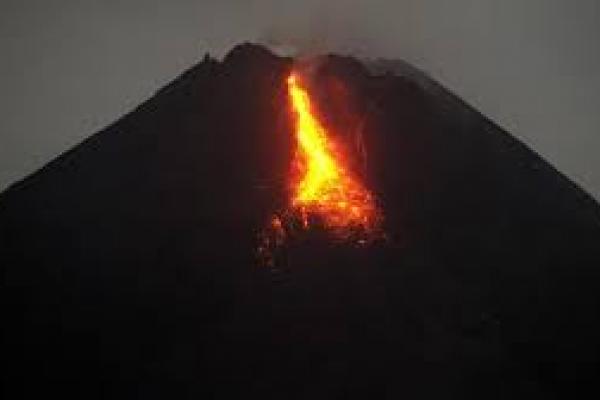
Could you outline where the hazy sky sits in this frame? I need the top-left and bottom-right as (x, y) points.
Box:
(1, 0), (599, 198)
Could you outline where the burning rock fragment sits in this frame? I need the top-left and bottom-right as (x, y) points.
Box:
(258, 69), (383, 266)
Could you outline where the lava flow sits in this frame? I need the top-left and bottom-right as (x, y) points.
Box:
(257, 71), (382, 267)
(287, 73), (380, 233)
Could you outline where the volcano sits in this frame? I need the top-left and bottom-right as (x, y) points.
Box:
(2, 43), (600, 398)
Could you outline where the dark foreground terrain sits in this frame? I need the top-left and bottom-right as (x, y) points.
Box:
(2, 43), (600, 399)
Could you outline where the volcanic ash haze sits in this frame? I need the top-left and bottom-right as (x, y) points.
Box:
(2, 43), (600, 399)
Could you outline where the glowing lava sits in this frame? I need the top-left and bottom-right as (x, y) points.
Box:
(287, 73), (380, 235)
(257, 72), (382, 267)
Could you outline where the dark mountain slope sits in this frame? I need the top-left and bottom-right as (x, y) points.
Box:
(2, 43), (599, 399)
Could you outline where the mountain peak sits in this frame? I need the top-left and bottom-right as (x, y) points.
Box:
(224, 41), (282, 65)
(3, 43), (600, 398)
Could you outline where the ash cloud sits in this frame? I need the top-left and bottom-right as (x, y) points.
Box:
(255, 1), (396, 58)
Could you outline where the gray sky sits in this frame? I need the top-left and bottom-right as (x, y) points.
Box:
(1, 0), (599, 199)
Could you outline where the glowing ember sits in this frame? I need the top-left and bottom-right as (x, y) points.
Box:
(287, 73), (380, 234)
(257, 71), (382, 267)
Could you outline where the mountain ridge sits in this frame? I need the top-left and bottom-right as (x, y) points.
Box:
(2, 42), (600, 398)
(3, 43), (598, 217)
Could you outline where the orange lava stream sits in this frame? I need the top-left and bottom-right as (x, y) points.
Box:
(287, 73), (380, 233)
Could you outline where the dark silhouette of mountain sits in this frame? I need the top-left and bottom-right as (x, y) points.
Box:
(2, 43), (600, 399)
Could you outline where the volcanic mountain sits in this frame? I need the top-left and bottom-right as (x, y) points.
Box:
(2, 43), (600, 398)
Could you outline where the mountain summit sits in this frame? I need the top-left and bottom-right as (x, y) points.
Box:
(2, 43), (600, 398)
